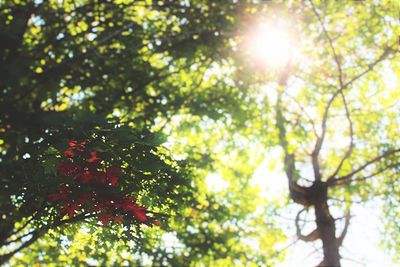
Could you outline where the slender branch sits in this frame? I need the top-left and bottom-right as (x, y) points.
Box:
(5, 216), (35, 241)
(310, 45), (393, 181)
(283, 91), (319, 138)
(0, 228), (44, 265)
(341, 256), (365, 266)
(328, 92), (354, 179)
(308, 1), (395, 181)
(336, 210), (351, 246)
(275, 62), (313, 205)
(0, 212), (95, 264)
(2, 201), (46, 244)
(309, 0), (344, 182)
(342, 45), (394, 90)
(269, 238), (300, 259)
(329, 198), (363, 205)
(334, 162), (400, 187)
(327, 148), (400, 186)
(2, 229), (36, 246)
(295, 208), (320, 242)
(309, 0), (344, 88)
(276, 61), (296, 181)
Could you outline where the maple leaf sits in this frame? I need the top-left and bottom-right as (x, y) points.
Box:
(49, 193), (62, 201)
(49, 184), (69, 201)
(51, 140), (156, 227)
(68, 140), (78, 148)
(132, 206), (148, 222)
(61, 203), (81, 218)
(68, 139), (88, 152)
(87, 151), (100, 163)
(76, 141), (88, 152)
(98, 214), (111, 225)
(96, 171), (107, 184)
(122, 202), (148, 222)
(77, 192), (95, 204)
(57, 162), (80, 177)
(63, 149), (75, 158)
(106, 166), (122, 186)
(93, 199), (113, 214)
(76, 170), (92, 183)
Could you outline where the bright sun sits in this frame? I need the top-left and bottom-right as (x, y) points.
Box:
(245, 22), (293, 68)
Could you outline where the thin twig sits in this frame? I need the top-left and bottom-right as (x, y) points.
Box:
(328, 149), (400, 186)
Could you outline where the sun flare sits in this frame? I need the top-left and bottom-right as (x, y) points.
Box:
(245, 22), (294, 68)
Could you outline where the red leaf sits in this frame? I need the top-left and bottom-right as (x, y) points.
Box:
(77, 170), (92, 183)
(78, 192), (95, 204)
(106, 166), (122, 177)
(106, 166), (122, 186)
(119, 197), (137, 210)
(59, 184), (69, 194)
(68, 140), (78, 148)
(98, 214), (111, 226)
(122, 202), (148, 222)
(49, 184), (69, 201)
(61, 203), (80, 218)
(49, 193), (61, 201)
(87, 151), (100, 163)
(109, 176), (119, 186)
(80, 140), (88, 147)
(96, 171), (107, 184)
(76, 141), (88, 152)
(68, 139), (87, 152)
(132, 206), (148, 222)
(57, 162), (80, 177)
(63, 149), (75, 158)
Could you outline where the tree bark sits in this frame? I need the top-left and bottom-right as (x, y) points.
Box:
(314, 183), (340, 267)
(289, 181), (341, 266)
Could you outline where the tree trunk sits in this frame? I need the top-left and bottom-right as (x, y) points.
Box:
(314, 184), (340, 266)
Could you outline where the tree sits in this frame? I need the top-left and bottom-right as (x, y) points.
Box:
(248, 1), (398, 265)
(267, 1), (399, 265)
(0, 0), (399, 266)
(0, 0), (284, 265)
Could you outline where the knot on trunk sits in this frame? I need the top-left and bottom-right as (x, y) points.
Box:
(289, 181), (327, 206)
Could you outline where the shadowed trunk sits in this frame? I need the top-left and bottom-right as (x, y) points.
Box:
(314, 183), (340, 266)
(288, 181), (341, 266)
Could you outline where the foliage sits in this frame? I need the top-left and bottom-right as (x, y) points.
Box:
(0, 0), (283, 265)
(0, 0), (399, 266)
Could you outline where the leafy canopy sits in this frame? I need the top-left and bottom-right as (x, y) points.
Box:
(0, 0), (399, 266)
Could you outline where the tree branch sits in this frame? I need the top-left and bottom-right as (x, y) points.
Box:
(283, 91), (319, 139)
(308, 2), (395, 182)
(309, 0), (344, 88)
(295, 208), (320, 242)
(0, 212), (96, 265)
(309, 0), (344, 182)
(328, 92), (354, 180)
(2, 229), (36, 246)
(327, 148), (400, 186)
(275, 62), (313, 204)
(336, 210), (351, 247)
